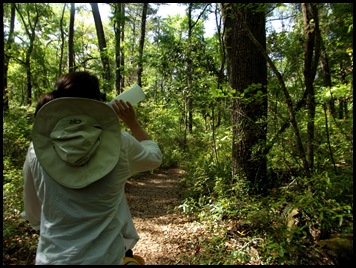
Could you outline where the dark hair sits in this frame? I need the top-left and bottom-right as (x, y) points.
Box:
(34, 92), (55, 117)
(53, 71), (101, 100)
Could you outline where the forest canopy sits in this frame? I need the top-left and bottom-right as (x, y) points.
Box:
(3, 3), (353, 265)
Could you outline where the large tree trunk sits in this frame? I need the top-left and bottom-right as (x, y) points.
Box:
(221, 3), (267, 194)
(91, 3), (111, 92)
(137, 3), (147, 87)
(234, 5), (310, 178)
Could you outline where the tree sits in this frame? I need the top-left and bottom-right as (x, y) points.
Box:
(58, 3), (67, 76)
(221, 3), (268, 194)
(113, 3), (126, 94)
(327, 3), (353, 119)
(91, 3), (111, 92)
(15, 3), (44, 105)
(137, 3), (148, 87)
(302, 3), (321, 173)
(181, 3), (211, 144)
(68, 3), (75, 71)
(3, 3), (16, 112)
(214, 2), (227, 129)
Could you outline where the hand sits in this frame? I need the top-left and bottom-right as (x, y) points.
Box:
(112, 99), (151, 141)
(112, 99), (137, 126)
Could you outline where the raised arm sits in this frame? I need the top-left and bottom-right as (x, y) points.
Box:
(112, 99), (151, 142)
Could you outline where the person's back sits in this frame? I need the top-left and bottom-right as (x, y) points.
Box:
(23, 71), (162, 264)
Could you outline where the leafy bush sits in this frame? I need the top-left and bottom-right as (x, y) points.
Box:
(177, 127), (352, 265)
(3, 104), (39, 265)
(135, 102), (187, 168)
(3, 168), (39, 265)
(3, 105), (34, 170)
(282, 172), (353, 239)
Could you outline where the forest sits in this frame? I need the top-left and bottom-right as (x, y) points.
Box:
(3, 3), (353, 265)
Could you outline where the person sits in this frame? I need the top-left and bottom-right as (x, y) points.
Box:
(22, 71), (163, 265)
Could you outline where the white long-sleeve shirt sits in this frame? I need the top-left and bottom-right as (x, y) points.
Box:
(23, 131), (162, 265)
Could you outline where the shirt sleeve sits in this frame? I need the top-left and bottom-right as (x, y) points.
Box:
(122, 132), (163, 174)
(23, 145), (41, 231)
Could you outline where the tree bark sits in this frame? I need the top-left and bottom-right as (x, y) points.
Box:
(230, 4), (311, 178)
(221, 3), (268, 194)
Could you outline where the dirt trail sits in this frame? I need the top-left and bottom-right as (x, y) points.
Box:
(125, 168), (338, 266)
(125, 168), (197, 265)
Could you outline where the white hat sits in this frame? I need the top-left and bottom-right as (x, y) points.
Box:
(32, 97), (121, 189)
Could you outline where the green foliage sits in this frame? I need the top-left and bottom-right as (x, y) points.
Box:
(3, 157), (39, 265)
(3, 104), (39, 264)
(284, 172), (353, 236)
(3, 105), (35, 170)
(135, 102), (186, 169)
(178, 128), (233, 202)
(176, 101), (352, 264)
(177, 169), (352, 264)
(3, 3), (353, 265)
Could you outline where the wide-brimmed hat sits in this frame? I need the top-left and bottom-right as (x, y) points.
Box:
(32, 97), (121, 189)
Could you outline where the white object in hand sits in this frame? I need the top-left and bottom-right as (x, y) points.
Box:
(109, 85), (145, 107)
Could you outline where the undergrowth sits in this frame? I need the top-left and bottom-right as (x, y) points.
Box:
(175, 133), (353, 265)
(3, 103), (353, 265)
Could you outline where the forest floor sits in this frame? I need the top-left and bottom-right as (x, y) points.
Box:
(125, 168), (198, 265)
(126, 169), (343, 266)
(4, 168), (342, 265)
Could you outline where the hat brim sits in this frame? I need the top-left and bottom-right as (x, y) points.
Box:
(32, 97), (121, 189)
